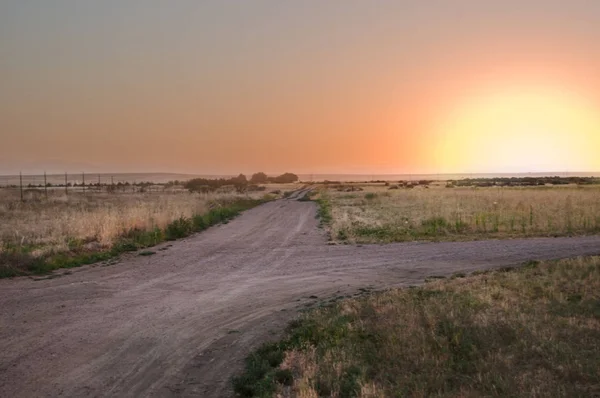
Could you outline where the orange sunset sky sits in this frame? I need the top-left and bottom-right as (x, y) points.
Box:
(1, 1), (600, 175)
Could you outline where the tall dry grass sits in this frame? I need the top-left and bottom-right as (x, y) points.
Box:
(327, 185), (600, 242)
(0, 189), (269, 257)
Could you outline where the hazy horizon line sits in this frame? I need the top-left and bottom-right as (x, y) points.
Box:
(2, 171), (600, 178)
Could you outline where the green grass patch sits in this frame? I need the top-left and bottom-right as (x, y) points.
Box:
(315, 197), (332, 226)
(364, 192), (377, 200)
(234, 257), (600, 397)
(232, 342), (288, 397)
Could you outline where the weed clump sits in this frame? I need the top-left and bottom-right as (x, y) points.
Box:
(166, 217), (194, 240)
(315, 197), (332, 226)
(232, 343), (287, 397)
(364, 192), (377, 200)
(421, 217), (448, 235)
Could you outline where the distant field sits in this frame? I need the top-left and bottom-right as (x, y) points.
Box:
(235, 256), (600, 397)
(319, 183), (600, 243)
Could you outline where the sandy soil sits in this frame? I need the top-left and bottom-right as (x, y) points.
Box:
(1, 194), (600, 397)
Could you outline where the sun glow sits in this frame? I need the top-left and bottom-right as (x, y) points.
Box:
(431, 85), (600, 173)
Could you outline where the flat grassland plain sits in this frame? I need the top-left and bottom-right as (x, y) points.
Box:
(1, 179), (599, 397)
(322, 183), (600, 243)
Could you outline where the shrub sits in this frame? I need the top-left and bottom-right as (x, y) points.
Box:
(274, 369), (293, 386)
(421, 217), (449, 235)
(0, 250), (37, 277)
(337, 229), (349, 241)
(250, 172), (268, 184)
(192, 214), (207, 231)
(165, 217), (194, 240)
(184, 175), (248, 193)
(232, 342), (285, 397)
(316, 198), (333, 225)
(269, 173), (299, 184)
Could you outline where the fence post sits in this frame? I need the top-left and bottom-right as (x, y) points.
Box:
(82, 172), (85, 194)
(20, 172), (23, 202)
(44, 171), (48, 200)
(65, 172), (68, 196)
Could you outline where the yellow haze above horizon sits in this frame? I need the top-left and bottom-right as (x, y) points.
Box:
(430, 85), (600, 173)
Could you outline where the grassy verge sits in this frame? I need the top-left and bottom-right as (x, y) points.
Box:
(309, 191), (332, 227)
(315, 198), (332, 227)
(0, 197), (269, 278)
(233, 257), (600, 397)
(296, 189), (332, 229)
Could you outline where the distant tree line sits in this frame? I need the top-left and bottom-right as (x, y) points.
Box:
(184, 172), (299, 193)
(249, 172), (299, 184)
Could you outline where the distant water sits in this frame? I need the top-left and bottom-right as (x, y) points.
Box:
(1, 172), (599, 186)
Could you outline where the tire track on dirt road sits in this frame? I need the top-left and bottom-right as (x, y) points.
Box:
(1, 198), (599, 397)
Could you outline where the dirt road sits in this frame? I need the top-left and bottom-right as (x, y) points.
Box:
(1, 198), (599, 397)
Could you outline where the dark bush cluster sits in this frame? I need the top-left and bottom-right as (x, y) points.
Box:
(184, 174), (248, 193)
(267, 172), (299, 184)
(185, 173), (298, 193)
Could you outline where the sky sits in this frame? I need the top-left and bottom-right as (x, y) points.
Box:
(1, 1), (600, 175)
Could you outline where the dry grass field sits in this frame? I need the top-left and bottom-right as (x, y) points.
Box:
(234, 256), (600, 397)
(320, 184), (600, 243)
(1, 191), (204, 254)
(0, 186), (290, 276)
